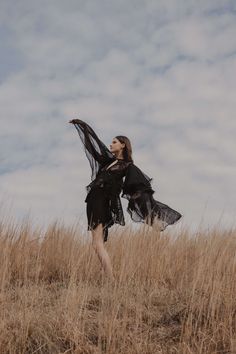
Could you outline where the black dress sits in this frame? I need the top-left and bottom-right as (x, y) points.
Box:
(71, 119), (182, 242)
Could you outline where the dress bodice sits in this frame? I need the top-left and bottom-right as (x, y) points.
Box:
(85, 159), (132, 201)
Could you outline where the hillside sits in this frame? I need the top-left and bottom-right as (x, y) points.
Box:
(0, 219), (235, 353)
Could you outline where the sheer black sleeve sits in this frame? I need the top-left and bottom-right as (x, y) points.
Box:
(121, 163), (182, 230)
(71, 119), (115, 181)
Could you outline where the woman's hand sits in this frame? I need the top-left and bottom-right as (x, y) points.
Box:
(69, 119), (80, 124)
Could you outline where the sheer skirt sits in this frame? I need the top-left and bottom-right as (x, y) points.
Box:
(86, 186), (114, 242)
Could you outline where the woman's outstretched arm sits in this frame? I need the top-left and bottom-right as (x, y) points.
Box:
(69, 118), (115, 181)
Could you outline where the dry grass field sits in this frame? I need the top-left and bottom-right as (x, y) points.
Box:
(0, 217), (235, 354)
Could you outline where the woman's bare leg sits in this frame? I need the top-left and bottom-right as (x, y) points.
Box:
(91, 223), (115, 281)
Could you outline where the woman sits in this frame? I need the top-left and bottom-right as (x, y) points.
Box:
(69, 118), (182, 280)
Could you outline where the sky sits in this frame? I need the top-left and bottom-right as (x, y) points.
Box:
(0, 0), (236, 236)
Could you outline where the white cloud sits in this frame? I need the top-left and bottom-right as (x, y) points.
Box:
(0, 0), (236, 235)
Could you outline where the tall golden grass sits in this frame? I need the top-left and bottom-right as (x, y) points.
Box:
(0, 217), (235, 354)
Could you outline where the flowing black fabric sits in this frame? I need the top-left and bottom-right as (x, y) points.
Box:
(121, 163), (182, 229)
(71, 119), (182, 242)
(73, 119), (115, 182)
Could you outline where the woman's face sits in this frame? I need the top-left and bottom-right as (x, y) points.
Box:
(110, 138), (125, 154)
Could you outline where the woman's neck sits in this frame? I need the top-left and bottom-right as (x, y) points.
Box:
(113, 153), (124, 160)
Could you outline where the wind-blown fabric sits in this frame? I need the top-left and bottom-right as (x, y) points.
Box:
(71, 119), (182, 241)
(121, 163), (182, 229)
(73, 119), (115, 182)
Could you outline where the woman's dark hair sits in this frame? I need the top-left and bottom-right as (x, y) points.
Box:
(115, 135), (134, 163)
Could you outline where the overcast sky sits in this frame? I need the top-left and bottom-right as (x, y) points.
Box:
(0, 0), (235, 235)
